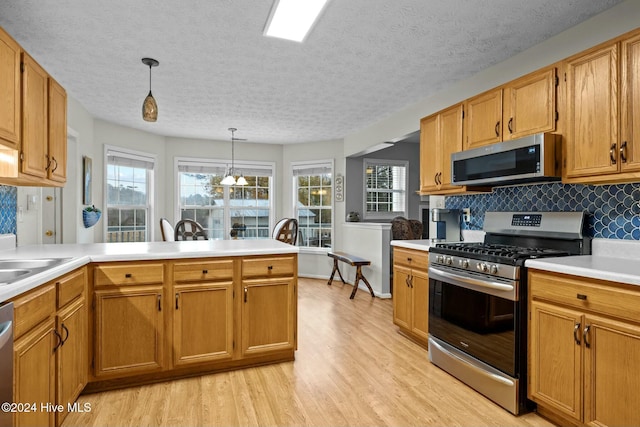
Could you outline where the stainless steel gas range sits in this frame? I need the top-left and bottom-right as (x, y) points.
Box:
(427, 211), (590, 415)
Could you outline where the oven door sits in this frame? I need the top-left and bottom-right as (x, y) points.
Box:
(428, 265), (517, 376)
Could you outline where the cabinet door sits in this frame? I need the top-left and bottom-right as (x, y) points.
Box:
(0, 27), (21, 148)
(420, 114), (439, 192)
(392, 265), (411, 330)
(21, 53), (48, 179)
(47, 78), (67, 183)
(504, 68), (557, 139)
(528, 301), (582, 422)
(410, 268), (429, 342)
(465, 89), (503, 149)
(620, 32), (640, 173)
(56, 298), (87, 425)
(94, 287), (164, 377)
(439, 104), (464, 188)
(241, 277), (295, 357)
(583, 314), (640, 427)
(565, 43), (619, 177)
(173, 283), (234, 366)
(14, 318), (56, 427)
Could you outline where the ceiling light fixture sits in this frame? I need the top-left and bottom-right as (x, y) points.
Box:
(264, 0), (330, 43)
(141, 58), (159, 122)
(221, 128), (248, 186)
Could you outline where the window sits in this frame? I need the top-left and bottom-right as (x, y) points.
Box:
(177, 158), (274, 240)
(364, 159), (407, 220)
(293, 161), (333, 249)
(105, 147), (156, 242)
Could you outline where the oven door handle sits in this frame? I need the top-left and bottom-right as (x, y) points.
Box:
(429, 267), (515, 292)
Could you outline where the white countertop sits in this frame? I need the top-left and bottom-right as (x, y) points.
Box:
(526, 255), (640, 286)
(390, 239), (434, 251)
(0, 239), (298, 302)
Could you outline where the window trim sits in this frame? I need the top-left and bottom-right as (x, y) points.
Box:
(362, 158), (408, 221)
(292, 159), (334, 253)
(103, 145), (157, 242)
(174, 156), (276, 239)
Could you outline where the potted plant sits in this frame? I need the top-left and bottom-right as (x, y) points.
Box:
(82, 205), (102, 228)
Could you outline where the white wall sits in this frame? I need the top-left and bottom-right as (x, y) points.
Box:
(343, 0), (640, 157)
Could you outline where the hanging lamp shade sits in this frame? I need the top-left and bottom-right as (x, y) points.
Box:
(141, 58), (159, 122)
(222, 127), (248, 186)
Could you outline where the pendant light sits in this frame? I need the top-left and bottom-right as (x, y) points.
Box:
(141, 58), (159, 122)
(221, 128), (248, 186)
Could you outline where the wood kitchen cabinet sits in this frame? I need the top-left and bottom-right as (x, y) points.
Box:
(240, 255), (297, 357)
(464, 88), (503, 149)
(93, 262), (165, 378)
(172, 259), (234, 366)
(0, 26), (21, 150)
(392, 247), (429, 346)
(528, 270), (640, 427)
(420, 104), (467, 194)
(564, 28), (640, 183)
(47, 78), (67, 183)
(21, 52), (49, 179)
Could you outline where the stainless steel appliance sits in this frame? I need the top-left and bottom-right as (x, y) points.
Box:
(428, 211), (590, 414)
(0, 302), (13, 427)
(451, 133), (560, 186)
(430, 208), (460, 242)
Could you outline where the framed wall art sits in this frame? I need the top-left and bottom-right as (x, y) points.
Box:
(335, 174), (344, 202)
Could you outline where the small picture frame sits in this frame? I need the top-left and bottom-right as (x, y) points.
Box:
(83, 156), (92, 205)
(335, 174), (344, 202)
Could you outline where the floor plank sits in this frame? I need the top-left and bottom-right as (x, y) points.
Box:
(63, 278), (554, 426)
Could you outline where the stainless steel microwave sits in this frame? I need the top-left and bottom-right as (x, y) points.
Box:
(451, 133), (560, 186)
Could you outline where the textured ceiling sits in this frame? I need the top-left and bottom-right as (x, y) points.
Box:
(0, 0), (623, 144)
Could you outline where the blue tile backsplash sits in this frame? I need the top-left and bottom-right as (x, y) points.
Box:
(0, 185), (17, 235)
(446, 182), (640, 240)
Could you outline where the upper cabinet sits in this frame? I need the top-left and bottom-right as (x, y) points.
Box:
(464, 88), (503, 149)
(0, 27), (21, 150)
(0, 26), (67, 187)
(564, 28), (640, 184)
(503, 67), (558, 140)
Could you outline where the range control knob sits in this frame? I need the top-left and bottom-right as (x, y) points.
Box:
(436, 255), (444, 263)
(477, 263), (488, 273)
(445, 257), (453, 265)
(458, 259), (470, 269)
(490, 264), (498, 274)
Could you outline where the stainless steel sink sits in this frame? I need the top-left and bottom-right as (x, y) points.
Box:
(0, 258), (72, 286)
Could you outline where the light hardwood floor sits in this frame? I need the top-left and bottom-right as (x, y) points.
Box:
(63, 278), (553, 426)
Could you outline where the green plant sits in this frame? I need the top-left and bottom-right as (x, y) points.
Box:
(83, 205), (101, 213)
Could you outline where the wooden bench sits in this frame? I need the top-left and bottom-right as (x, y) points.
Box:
(327, 251), (375, 299)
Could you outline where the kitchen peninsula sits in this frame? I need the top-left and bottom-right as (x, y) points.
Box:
(1, 239), (298, 427)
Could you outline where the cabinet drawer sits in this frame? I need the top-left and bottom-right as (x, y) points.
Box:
(529, 270), (640, 322)
(57, 267), (86, 308)
(12, 283), (56, 339)
(242, 256), (295, 278)
(94, 263), (164, 287)
(173, 259), (234, 282)
(393, 248), (429, 270)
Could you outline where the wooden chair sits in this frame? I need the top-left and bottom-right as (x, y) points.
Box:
(160, 218), (175, 241)
(174, 219), (208, 240)
(272, 218), (298, 245)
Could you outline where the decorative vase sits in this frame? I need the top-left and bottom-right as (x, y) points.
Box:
(82, 210), (101, 228)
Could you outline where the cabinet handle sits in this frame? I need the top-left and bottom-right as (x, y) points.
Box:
(125, 273), (132, 278)
(175, 293), (179, 310)
(576, 293), (587, 300)
(157, 295), (162, 311)
(53, 329), (63, 352)
(573, 322), (581, 345)
(244, 287), (248, 303)
(610, 143), (617, 164)
(268, 265), (273, 270)
(51, 157), (58, 173)
(495, 121), (500, 137)
(620, 141), (628, 163)
(508, 117), (513, 134)
(46, 156), (52, 171)
(202, 269), (208, 274)
(61, 323), (69, 345)
(583, 324), (591, 348)
(434, 173), (438, 185)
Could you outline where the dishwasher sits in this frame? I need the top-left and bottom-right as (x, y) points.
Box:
(0, 302), (13, 427)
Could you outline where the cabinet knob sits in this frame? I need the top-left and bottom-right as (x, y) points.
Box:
(202, 269), (208, 274)
(125, 273), (132, 278)
(577, 293), (587, 300)
(268, 265), (273, 270)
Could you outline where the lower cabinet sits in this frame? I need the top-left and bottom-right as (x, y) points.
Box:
(94, 286), (165, 377)
(392, 247), (429, 345)
(528, 270), (640, 427)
